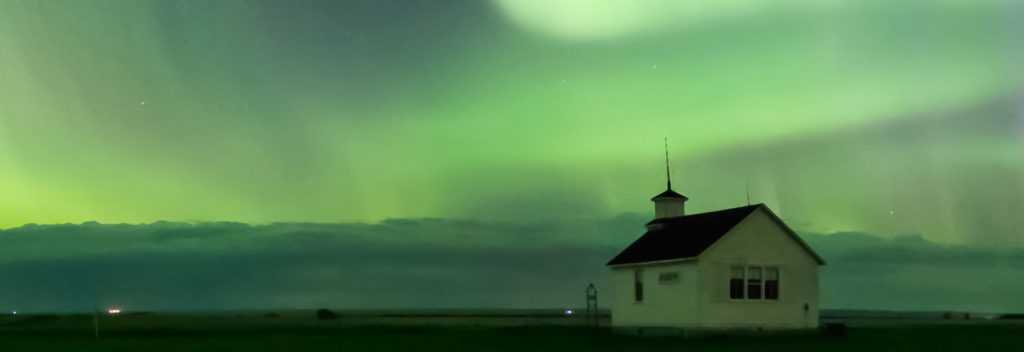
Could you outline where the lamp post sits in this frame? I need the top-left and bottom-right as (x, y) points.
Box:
(586, 283), (598, 327)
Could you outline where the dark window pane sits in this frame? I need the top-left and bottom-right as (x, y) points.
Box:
(747, 280), (762, 299)
(765, 280), (779, 300)
(730, 279), (744, 299)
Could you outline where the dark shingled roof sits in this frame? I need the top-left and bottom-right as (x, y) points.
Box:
(651, 189), (688, 201)
(606, 204), (762, 266)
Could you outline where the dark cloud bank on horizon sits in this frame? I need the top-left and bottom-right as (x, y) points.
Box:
(0, 217), (1021, 314)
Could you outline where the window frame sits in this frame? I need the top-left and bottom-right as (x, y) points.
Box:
(728, 265), (781, 301)
(764, 267), (780, 300)
(746, 267), (763, 300)
(728, 266), (745, 300)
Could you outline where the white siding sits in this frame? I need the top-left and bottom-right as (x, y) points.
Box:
(610, 261), (699, 327)
(696, 208), (820, 329)
(654, 199), (686, 219)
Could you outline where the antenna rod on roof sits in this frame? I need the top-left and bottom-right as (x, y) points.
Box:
(746, 181), (751, 206)
(664, 137), (672, 190)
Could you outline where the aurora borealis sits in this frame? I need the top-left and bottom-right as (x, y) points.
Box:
(1, 0), (1024, 312)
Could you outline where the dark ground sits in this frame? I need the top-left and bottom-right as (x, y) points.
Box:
(1, 313), (1021, 352)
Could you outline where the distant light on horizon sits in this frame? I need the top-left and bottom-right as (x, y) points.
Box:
(107, 308), (122, 315)
(565, 309), (573, 315)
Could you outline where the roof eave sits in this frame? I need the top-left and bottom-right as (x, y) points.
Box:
(692, 204), (826, 266)
(650, 195), (689, 201)
(607, 256), (697, 268)
(758, 206), (827, 266)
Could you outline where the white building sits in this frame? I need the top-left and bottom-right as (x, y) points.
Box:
(606, 182), (824, 332)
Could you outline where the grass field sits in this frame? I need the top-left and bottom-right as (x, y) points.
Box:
(1, 313), (1022, 352)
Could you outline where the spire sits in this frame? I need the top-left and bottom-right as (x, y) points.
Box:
(665, 137), (672, 190)
(653, 137), (686, 200)
(651, 138), (687, 220)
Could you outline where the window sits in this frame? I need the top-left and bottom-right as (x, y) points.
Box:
(634, 270), (644, 302)
(729, 266), (744, 299)
(747, 267), (763, 299)
(659, 272), (680, 284)
(729, 266), (780, 300)
(765, 267), (779, 300)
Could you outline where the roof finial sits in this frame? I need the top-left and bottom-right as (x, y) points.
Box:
(664, 137), (672, 190)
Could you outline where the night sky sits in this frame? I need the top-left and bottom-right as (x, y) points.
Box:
(1, 0), (1023, 313)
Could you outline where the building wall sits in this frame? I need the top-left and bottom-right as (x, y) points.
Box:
(610, 261), (699, 327)
(696, 208), (820, 329)
(654, 199), (685, 219)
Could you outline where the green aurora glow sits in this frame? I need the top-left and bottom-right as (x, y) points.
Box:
(1, 0), (1023, 246)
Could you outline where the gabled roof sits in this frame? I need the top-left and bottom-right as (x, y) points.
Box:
(651, 189), (688, 201)
(607, 205), (759, 266)
(606, 204), (825, 266)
